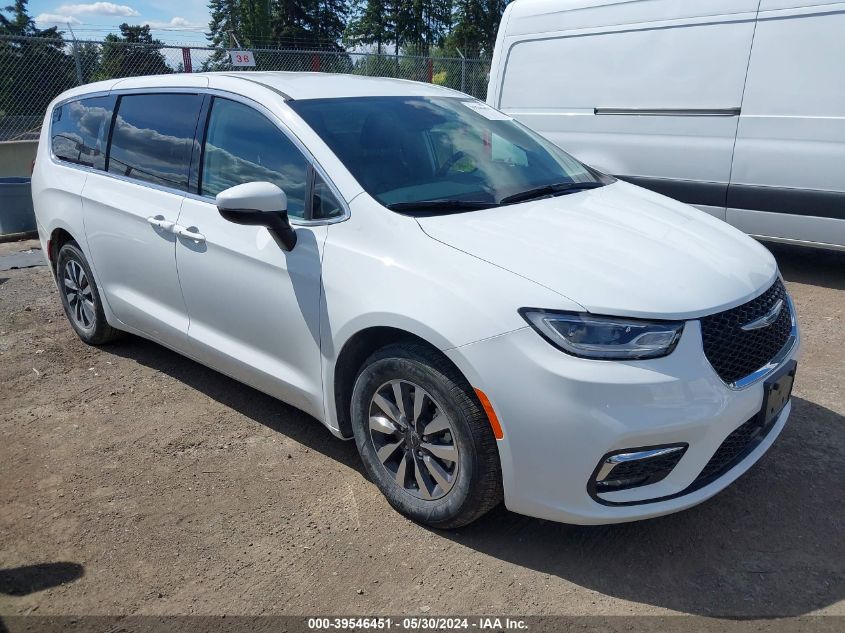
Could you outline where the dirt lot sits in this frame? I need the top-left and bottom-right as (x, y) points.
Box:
(0, 238), (843, 620)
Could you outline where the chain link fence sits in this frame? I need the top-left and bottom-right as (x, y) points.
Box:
(0, 34), (491, 142)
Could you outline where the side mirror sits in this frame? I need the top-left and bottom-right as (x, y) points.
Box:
(215, 182), (297, 251)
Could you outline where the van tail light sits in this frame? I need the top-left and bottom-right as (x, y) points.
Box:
(31, 158), (36, 175)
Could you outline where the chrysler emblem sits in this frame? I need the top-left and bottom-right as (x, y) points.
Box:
(741, 299), (785, 331)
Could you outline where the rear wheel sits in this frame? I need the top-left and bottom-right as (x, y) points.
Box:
(351, 343), (502, 528)
(56, 241), (122, 345)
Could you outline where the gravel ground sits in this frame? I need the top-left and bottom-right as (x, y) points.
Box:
(0, 238), (843, 619)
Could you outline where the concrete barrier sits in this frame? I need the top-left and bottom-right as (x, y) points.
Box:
(0, 140), (38, 178)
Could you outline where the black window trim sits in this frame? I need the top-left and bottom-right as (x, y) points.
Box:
(304, 164), (317, 221)
(102, 94), (119, 172)
(309, 167), (347, 223)
(188, 94), (212, 196)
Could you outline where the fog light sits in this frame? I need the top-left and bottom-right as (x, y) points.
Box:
(593, 445), (687, 493)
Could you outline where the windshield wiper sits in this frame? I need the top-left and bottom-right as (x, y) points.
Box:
(498, 181), (605, 205)
(386, 199), (499, 213)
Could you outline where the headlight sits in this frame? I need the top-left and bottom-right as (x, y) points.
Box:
(519, 309), (684, 360)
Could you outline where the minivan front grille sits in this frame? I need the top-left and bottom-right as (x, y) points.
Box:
(700, 279), (792, 385)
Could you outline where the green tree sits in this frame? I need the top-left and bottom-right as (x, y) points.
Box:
(396, 0), (452, 55)
(96, 23), (171, 80)
(311, 0), (347, 49)
(204, 0), (239, 70)
(207, 0), (241, 47)
(348, 1), (453, 56)
(272, 0), (347, 50)
(0, 0), (31, 33)
(264, 0), (349, 73)
(1, 0), (75, 138)
(345, 0), (396, 54)
(447, 0), (508, 57)
(242, 0), (274, 46)
(76, 41), (101, 84)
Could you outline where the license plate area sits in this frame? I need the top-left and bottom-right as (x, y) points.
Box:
(761, 360), (797, 429)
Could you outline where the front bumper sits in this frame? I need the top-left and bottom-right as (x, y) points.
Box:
(446, 319), (800, 525)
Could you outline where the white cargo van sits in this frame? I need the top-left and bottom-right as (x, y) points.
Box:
(487, 0), (845, 250)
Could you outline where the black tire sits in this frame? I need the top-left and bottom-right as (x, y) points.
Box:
(55, 241), (123, 345)
(351, 342), (503, 528)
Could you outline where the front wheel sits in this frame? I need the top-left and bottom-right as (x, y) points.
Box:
(351, 343), (503, 528)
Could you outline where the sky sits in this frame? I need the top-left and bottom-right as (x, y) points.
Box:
(29, 0), (213, 44)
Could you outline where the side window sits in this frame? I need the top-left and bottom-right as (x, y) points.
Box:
(51, 96), (113, 169)
(312, 173), (343, 220)
(107, 93), (204, 191)
(201, 98), (308, 219)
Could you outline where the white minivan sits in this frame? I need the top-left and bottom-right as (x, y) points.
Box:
(487, 0), (845, 250)
(33, 72), (799, 528)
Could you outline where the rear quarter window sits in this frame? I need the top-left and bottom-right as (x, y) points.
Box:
(51, 96), (113, 170)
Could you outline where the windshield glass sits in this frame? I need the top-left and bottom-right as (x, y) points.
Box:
(288, 96), (611, 210)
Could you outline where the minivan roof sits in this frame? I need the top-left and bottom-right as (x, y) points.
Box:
(217, 72), (463, 100)
(102, 71), (464, 101)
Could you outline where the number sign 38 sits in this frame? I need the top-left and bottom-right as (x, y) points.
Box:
(230, 51), (256, 67)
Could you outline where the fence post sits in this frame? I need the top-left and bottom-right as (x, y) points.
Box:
(427, 58), (433, 83)
(68, 23), (84, 85)
(457, 49), (466, 94)
(181, 48), (193, 73)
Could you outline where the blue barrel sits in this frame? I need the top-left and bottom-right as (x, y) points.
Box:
(0, 177), (35, 237)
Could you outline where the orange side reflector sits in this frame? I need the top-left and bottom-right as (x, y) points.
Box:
(474, 388), (504, 440)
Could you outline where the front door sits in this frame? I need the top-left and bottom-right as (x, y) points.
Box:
(175, 96), (333, 418)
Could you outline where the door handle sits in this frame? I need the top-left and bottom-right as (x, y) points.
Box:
(175, 225), (206, 243)
(146, 216), (176, 232)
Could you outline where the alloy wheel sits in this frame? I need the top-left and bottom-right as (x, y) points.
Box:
(367, 379), (460, 500)
(63, 259), (95, 330)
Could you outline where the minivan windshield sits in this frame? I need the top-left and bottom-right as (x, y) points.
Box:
(289, 96), (611, 212)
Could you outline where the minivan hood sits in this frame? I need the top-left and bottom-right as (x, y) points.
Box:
(416, 181), (777, 320)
